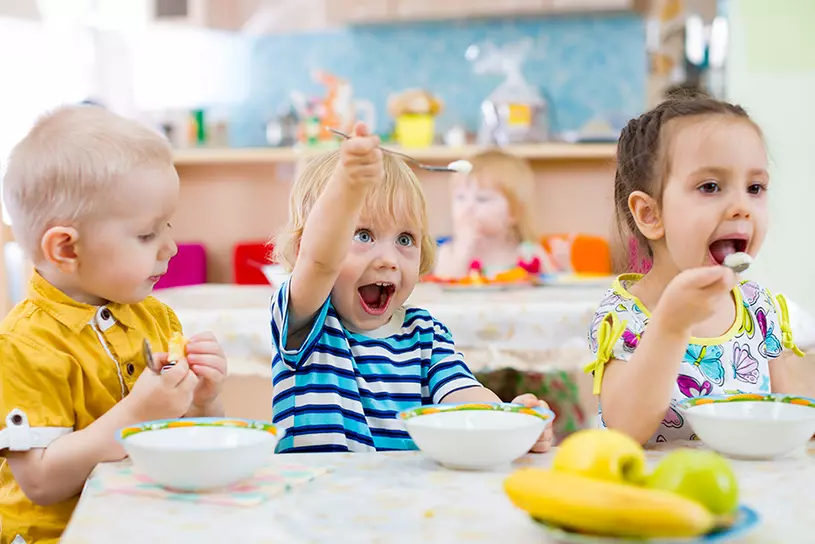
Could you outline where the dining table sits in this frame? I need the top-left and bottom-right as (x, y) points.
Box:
(61, 439), (815, 543)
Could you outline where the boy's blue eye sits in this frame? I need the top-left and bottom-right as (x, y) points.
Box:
(748, 183), (765, 195)
(396, 233), (415, 247)
(353, 230), (373, 243)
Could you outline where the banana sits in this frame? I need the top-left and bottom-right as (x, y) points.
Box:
(168, 332), (188, 363)
(504, 468), (715, 539)
(552, 429), (646, 485)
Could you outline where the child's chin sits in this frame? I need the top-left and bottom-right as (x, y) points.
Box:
(355, 308), (392, 328)
(361, 311), (390, 324)
(118, 286), (153, 304)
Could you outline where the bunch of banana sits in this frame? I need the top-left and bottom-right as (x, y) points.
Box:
(503, 429), (739, 540)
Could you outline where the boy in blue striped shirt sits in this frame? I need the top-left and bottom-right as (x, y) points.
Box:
(270, 123), (553, 453)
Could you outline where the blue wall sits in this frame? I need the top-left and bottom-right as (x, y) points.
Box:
(229, 14), (646, 147)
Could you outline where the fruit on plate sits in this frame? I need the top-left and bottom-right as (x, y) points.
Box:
(492, 267), (531, 283)
(647, 449), (739, 515)
(504, 468), (715, 539)
(551, 428), (646, 485)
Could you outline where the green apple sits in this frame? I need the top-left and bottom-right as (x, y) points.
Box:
(646, 449), (739, 515)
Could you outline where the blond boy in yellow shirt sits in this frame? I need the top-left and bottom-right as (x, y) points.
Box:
(0, 106), (228, 544)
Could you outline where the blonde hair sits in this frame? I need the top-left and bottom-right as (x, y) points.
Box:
(2, 105), (173, 258)
(465, 149), (537, 242)
(275, 151), (435, 275)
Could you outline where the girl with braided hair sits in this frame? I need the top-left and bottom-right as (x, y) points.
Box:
(585, 92), (808, 444)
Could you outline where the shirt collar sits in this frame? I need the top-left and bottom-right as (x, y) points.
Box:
(28, 271), (137, 333)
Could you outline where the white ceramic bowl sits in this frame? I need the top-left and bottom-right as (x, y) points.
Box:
(119, 418), (278, 491)
(399, 403), (554, 470)
(676, 394), (815, 459)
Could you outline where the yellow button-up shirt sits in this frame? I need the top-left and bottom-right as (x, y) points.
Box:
(0, 272), (182, 544)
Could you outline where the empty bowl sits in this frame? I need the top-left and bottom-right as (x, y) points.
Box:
(399, 403), (554, 470)
(119, 418), (278, 491)
(676, 394), (815, 459)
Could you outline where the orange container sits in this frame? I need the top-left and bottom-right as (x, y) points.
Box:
(541, 234), (611, 275)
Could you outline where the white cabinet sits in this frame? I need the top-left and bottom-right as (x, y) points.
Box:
(149, 0), (261, 30)
(77, 0), (260, 31)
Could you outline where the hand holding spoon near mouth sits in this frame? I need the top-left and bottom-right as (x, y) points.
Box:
(723, 252), (752, 273)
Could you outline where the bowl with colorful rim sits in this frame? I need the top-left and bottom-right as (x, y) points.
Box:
(399, 403), (554, 470)
(675, 393), (815, 459)
(532, 504), (760, 544)
(118, 417), (278, 491)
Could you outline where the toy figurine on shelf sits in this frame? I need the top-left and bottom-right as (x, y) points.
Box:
(387, 88), (444, 148)
(294, 70), (376, 147)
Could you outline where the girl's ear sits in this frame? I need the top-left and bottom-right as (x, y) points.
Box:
(628, 191), (664, 241)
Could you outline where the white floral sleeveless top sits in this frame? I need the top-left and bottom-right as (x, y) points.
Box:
(586, 274), (803, 443)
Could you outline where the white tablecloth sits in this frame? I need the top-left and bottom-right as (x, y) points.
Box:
(154, 283), (608, 376)
(61, 441), (815, 543)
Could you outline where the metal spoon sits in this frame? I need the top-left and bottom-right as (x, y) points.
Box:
(723, 252), (752, 273)
(327, 127), (458, 173)
(142, 338), (175, 374)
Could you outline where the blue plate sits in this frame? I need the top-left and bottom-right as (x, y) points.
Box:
(532, 504), (760, 543)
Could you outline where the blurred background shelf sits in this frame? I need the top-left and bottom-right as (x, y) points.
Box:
(172, 143), (618, 166)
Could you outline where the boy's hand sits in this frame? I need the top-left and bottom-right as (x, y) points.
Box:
(512, 393), (554, 453)
(125, 357), (198, 422)
(184, 332), (228, 412)
(336, 122), (383, 188)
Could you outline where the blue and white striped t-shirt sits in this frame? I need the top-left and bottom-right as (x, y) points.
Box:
(270, 281), (482, 453)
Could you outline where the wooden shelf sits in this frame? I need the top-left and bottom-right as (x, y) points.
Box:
(173, 143), (617, 166)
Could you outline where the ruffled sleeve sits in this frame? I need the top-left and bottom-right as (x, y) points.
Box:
(584, 312), (628, 395)
(584, 291), (647, 395)
(773, 293), (805, 357)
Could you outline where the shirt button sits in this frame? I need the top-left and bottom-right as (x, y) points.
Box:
(100, 308), (112, 320)
(126, 363), (135, 376)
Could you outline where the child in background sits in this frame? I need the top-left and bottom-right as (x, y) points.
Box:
(586, 93), (811, 445)
(0, 106), (228, 544)
(270, 124), (553, 453)
(434, 149), (558, 278)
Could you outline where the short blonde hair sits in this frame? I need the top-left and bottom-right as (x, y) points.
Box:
(2, 105), (173, 258)
(465, 149), (537, 242)
(275, 150), (435, 275)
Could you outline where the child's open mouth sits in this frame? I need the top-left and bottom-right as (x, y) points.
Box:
(358, 282), (396, 316)
(709, 238), (748, 265)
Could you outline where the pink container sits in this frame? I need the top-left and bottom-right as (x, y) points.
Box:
(154, 243), (207, 289)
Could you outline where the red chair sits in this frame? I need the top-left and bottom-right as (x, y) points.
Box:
(233, 241), (274, 285)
